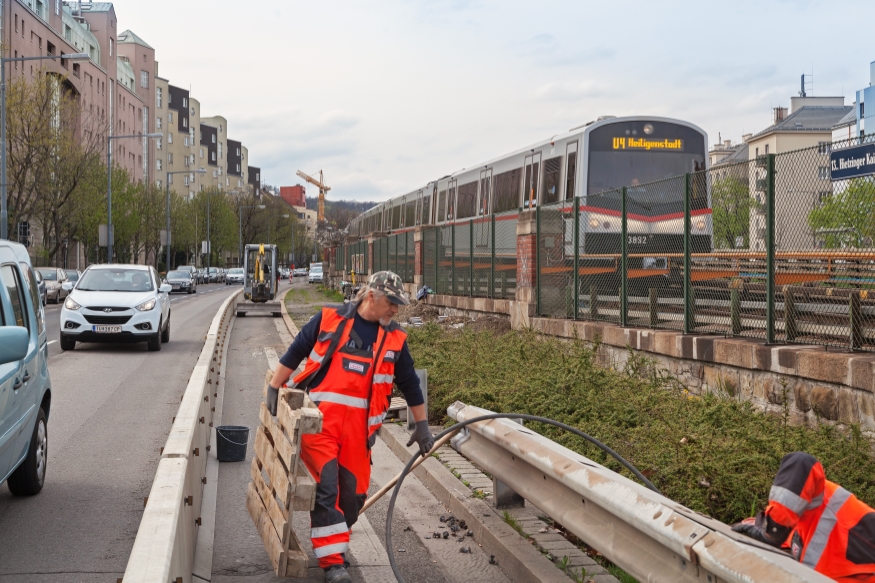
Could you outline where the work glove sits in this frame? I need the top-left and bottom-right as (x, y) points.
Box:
(731, 513), (783, 548)
(266, 384), (279, 416)
(406, 420), (435, 458)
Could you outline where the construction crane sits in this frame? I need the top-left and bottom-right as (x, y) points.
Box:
(296, 169), (331, 223)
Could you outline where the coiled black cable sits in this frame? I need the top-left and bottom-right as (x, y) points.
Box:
(385, 413), (660, 583)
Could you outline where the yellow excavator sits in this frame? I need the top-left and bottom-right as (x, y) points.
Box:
(237, 243), (282, 317)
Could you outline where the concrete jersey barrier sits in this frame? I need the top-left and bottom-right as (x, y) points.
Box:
(123, 289), (242, 583)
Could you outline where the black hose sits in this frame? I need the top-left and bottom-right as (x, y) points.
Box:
(385, 412), (660, 583)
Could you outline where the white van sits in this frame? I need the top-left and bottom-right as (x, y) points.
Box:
(308, 262), (323, 284)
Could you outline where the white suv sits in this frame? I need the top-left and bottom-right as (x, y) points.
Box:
(308, 263), (323, 284)
(60, 264), (172, 352)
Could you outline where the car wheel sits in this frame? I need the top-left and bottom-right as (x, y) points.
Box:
(161, 317), (170, 343)
(8, 408), (47, 496)
(60, 335), (75, 351)
(148, 324), (162, 352)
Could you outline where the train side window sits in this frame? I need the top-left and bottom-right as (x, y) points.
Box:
(566, 150), (577, 199)
(542, 156), (562, 205)
(392, 203), (402, 230)
(447, 180), (456, 221)
(456, 181), (477, 219)
(421, 194), (431, 225)
(493, 167), (522, 214)
(406, 198), (417, 226)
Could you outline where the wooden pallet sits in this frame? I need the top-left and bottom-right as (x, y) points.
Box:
(246, 369), (323, 577)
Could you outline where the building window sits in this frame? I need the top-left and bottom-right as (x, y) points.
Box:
(110, 39), (113, 57)
(818, 141), (831, 154)
(190, 107), (194, 115)
(237, 147), (240, 156)
(157, 159), (162, 171)
(55, 0), (59, 15)
(190, 154), (195, 164)
(213, 169), (218, 178)
(168, 153), (173, 164)
(184, 175), (189, 186)
(200, 148), (204, 158)
(211, 134), (215, 144)
(168, 133), (173, 144)
(182, 117), (187, 128)
(237, 163), (240, 172)
(818, 166), (829, 180)
(168, 111), (173, 124)
(819, 191), (832, 204)
(211, 152), (216, 162)
(184, 137), (189, 146)
(218, 143), (222, 157)
(140, 71), (148, 88)
(156, 137), (162, 150)
(157, 180), (162, 189)
(183, 97), (187, 107)
(156, 117), (162, 129)
(765, 144), (769, 154)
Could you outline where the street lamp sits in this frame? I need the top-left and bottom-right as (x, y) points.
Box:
(107, 132), (161, 262)
(238, 204), (265, 267)
(1, 52), (89, 240)
(166, 168), (206, 271)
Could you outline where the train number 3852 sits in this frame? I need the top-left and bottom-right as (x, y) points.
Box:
(627, 235), (649, 245)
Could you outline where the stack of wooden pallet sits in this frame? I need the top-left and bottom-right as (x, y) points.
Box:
(246, 370), (323, 577)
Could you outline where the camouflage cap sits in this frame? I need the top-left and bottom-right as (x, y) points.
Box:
(367, 271), (409, 305)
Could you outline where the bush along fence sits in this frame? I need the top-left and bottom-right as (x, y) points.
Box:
(331, 138), (875, 352)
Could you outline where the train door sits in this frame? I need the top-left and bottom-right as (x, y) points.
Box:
(565, 141), (578, 200)
(415, 190), (423, 225)
(523, 152), (541, 209)
(446, 179), (457, 222)
(478, 169), (492, 216)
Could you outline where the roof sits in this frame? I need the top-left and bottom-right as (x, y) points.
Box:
(833, 107), (857, 129)
(713, 142), (749, 166)
(117, 30), (153, 50)
(751, 105), (853, 139)
(81, 2), (115, 13)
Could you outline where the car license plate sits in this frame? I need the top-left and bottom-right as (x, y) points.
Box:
(92, 325), (122, 333)
(172, 285), (180, 290)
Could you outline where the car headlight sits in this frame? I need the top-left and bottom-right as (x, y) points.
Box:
(135, 298), (157, 311)
(64, 296), (81, 310)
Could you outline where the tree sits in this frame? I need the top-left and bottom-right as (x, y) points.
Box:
(711, 174), (754, 249)
(807, 178), (875, 248)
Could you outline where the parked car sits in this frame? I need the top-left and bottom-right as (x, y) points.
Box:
(178, 265), (199, 284)
(308, 263), (323, 284)
(66, 270), (81, 284)
(207, 267), (220, 283)
(197, 268), (208, 284)
(294, 267), (308, 277)
(225, 267), (244, 285)
(60, 264), (172, 352)
(165, 270), (196, 294)
(0, 239), (51, 495)
(35, 267), (70, 304)
(216, 268), (226, 283)
(33, 270), (47, 306)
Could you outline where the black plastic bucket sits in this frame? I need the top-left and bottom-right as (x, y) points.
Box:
(216, 426), (249, 462)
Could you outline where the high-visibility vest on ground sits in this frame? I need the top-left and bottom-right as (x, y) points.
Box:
(765, 452), (875, 581)
(293, 302), (407, 444)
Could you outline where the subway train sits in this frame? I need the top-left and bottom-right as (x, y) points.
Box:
(348, 116), (711, 292)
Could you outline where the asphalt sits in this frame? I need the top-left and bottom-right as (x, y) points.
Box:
(0, 282), (240, 582)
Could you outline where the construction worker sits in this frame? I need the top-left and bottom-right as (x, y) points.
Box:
(266, 271), (432, 583)
(733, 452), (875, 582)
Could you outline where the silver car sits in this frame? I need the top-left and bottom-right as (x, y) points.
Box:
(35, 268), (70, 304)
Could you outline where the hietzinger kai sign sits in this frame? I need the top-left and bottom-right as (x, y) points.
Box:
(830, 142), (875, 181)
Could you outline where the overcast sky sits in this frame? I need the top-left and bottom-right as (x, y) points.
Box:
(118, 0), (871, 202)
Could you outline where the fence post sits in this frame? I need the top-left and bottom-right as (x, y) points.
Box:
(684, 173), (693, 334)
(766, 153), (776, 345)
(536, 205), (541, 317)
(573, 197), (580, 320)
(620, 187), (628, 327)
(469, 219), (474, 297)
(451, 223), (456, 296)
(490, 214), (496, 299)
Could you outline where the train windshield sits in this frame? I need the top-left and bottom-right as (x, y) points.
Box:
(586, 121), (706, 214)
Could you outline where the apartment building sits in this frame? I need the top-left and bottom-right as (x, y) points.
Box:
(248, 165), (261, 194)
(116, 29), (156, 185)
(200, 115), (227, 190)
(747, 96), (851, 251)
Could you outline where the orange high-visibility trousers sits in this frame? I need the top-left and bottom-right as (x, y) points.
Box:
(301, 401), (370, 569)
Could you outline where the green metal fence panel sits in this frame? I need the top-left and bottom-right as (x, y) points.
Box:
(535, 200), (574, 318)
(494, 210), (517, 300)
(423, 227), (437, 290)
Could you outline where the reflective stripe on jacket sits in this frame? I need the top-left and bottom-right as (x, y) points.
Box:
(764, 452), (875, 580)
(293, 303), (407, 442)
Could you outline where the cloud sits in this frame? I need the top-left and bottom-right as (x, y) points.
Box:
(533, 80), (612, 102)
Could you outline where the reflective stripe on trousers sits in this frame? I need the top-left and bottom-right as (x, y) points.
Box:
(368, 412), (387, 428)
(312, 521), (349, 539)
(309, 392), (368, 409)
(770, 485), (824, 515)
(803, 487), (852, 568)
(313, 541), (349, 558)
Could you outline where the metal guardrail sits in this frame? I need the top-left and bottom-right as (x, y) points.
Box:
(448, 401), (833, 583)
(123, 289), (242, 583)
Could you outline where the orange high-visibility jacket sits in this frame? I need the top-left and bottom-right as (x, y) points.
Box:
(293, 304), (407, 445)
(765, 452), (875, 581)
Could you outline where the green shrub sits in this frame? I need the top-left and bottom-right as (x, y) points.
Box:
(407, 325), (875, 524)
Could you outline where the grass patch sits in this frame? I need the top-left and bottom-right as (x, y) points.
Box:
(407, 324), (875, 524)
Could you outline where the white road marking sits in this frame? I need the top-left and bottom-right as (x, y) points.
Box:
(47, 340), (57, 345)
(263, 347), (279, 370)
